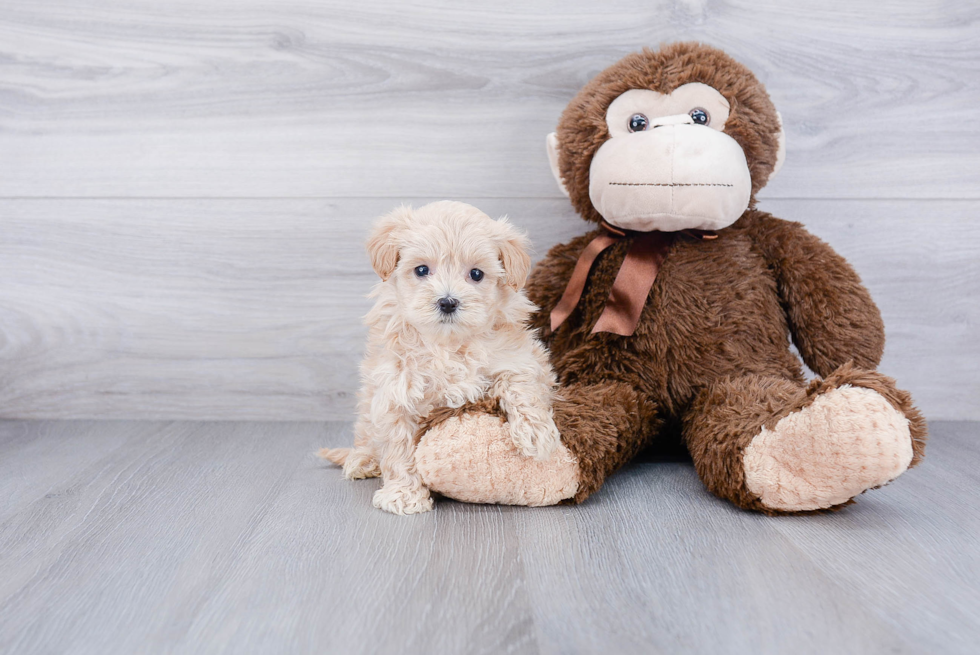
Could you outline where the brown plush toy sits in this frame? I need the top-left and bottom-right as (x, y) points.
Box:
(414, 42), (927, 514)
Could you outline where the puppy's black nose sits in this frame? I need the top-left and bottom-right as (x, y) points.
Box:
(437, 297), (459, 314)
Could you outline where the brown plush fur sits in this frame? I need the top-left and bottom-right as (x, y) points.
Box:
(424, 42), (926, 512)
(523, 205), (927, 507)
(556, 42), (783, 225)
(685, 363), (927, 515)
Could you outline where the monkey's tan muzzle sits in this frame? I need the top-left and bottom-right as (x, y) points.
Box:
(588, 120), (752, 233)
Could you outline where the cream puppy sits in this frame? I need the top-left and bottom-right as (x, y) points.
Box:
(320, 201), (560, 515)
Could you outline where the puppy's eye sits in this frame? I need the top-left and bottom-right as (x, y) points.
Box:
(689, 108), (709, 126)
(414, 265), (430, 278)
(469, 269), (484, 282)
(628, 113), (649, 132)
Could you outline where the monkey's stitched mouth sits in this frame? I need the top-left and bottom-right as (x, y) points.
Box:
(609, 182), (734, 187)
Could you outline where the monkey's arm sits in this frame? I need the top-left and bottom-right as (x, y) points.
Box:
(525, 230), (601, 344)
(747, 212), (885, 377)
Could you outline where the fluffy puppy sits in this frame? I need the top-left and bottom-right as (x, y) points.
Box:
(319, 201), (560, 515)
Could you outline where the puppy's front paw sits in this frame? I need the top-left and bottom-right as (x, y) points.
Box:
(372, 484), (434, 515)
(509, 413), (561, 461)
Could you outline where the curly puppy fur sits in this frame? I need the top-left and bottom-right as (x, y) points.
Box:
(320, 201), (561, 515)
(421, 42), (926, 513)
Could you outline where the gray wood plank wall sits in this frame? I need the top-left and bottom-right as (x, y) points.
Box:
(1, 1), (978, 420)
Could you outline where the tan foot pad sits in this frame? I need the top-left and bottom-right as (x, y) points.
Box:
(416, 413), (579, 506)
(743, 385), (913, 511)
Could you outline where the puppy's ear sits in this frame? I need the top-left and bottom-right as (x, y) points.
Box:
(495, 218), (532, 291)
(366, 206), (412, 281)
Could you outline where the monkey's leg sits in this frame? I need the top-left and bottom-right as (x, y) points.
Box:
(415, 381), (662, 506)
(683, 366), (927, 514)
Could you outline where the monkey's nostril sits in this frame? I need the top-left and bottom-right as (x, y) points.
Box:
(437, 297), (459, 314)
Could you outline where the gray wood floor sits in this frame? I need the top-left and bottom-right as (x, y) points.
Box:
(1, 420), (977, 654)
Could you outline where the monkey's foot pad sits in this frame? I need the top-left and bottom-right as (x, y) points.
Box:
(416, 412), (579, 506)
(743, 385), (913, 511)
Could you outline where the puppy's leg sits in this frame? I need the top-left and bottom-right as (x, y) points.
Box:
(499, 388), (561, 461)
(320, 400), (382, 478)
(492, 343), (561, 461)
(318, 444), (380, 479)
(322, 447), (381, 480)
(372, 408), (433, 515)
(318, 378), (381, 478)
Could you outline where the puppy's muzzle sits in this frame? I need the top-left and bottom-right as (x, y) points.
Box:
(437, 297), (459, 315)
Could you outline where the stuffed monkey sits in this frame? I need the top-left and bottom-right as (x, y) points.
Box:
(414, 42), (926, 514)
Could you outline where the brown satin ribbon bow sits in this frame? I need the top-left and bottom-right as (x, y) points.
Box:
(550, 222), (717, 337)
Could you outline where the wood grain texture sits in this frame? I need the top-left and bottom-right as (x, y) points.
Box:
(513, 420), (980, 654)
(0, 1), (977, 420)
(1, 0), (978, 199)
(0, 419), (977, 654)
(1, 197), (975, 420)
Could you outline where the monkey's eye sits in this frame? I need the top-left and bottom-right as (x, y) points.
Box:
(689, 108), (710, 126)
(414, 265), (430, 278)
(628, 113), (649, 132)
(469, 268), (484, 282)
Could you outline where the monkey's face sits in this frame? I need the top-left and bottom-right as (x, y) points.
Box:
(587, 83), (752, 232)
(547, 44), (786, 233)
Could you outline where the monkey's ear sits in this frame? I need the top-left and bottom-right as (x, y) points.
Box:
(771, 111), (786, 178)
(495, 218), (532, 291)
(366, 206), (412, 281)
(546, 133), (570, 197)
